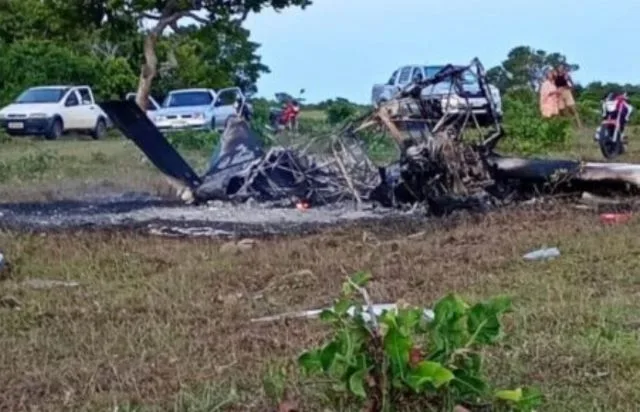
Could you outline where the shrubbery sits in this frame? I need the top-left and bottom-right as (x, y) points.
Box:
(498, 89), (573, 155)
(296, 272), (542, 411)
(165, 130), (220, 153)
(326, 99), (360, 125)
(313, 91), (576, 157)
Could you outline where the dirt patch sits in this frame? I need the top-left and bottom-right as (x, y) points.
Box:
(1, 204), (639, 411)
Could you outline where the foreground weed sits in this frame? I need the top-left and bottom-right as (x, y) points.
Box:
(298, 272), (542, 411)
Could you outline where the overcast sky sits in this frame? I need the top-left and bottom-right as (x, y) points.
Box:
(244, 0), (640, 103)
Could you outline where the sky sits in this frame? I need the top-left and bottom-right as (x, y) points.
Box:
(244, 0), (640, 104)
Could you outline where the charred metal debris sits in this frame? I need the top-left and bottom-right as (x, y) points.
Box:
(100, 58), (640, 216)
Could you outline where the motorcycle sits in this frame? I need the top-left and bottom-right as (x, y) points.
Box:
(596, 93), (629, 159)
(268, 89), (305, 133)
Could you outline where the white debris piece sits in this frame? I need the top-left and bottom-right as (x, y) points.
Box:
(523, 247), (560, 261)
(250, 303), (434, 323)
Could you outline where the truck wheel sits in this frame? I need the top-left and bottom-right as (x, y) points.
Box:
(91, 118), (107, 140)
(45, 118), (63, 140)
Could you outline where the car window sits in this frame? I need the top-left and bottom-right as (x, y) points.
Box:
(15, 88), (69, 103)
(424, 66), (444, 79)
(387, 70), (398, 85)
(424, 66), (477, 86)
(65, 92), (79, 106)
(460, 70), (477, 85)
(163, 91), (214, 107)
(398, 67), (412, 84)
(216, 89), (239, 106)
(78, 88), (92, 105)
(412, 67), (424, 82)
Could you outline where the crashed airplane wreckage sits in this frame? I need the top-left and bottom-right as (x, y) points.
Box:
(100, 58), (640, 215)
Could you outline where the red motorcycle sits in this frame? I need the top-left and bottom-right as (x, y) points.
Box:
(596, 92), (633, 159)
(268, 90), (305, 132)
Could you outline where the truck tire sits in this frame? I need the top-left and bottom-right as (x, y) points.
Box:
(91, 117), (107, 140)
(45, 117), (63, 140)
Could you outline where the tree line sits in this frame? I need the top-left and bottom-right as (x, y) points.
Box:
(0, 0), (310, 107)
(0, 1), (637, 126)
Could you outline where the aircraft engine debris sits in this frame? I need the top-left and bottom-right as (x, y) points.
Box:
(100, 57), (640, 215)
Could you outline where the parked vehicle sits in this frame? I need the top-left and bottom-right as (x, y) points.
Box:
(371, 64), (503, 124)
(152, 87), (251, 132)
(268, 90), (304, 133)
(596, 92), (633, 159)
(0, 85), (109, 140)
(125, 92), (161, 121)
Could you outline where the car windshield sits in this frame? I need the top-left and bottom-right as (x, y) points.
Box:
(163, 91), (213, 107)
(423, 66), (477, 85)
(15, 88), (68, 104)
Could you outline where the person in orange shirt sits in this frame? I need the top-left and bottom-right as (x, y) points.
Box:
(539, 68), (559, 118)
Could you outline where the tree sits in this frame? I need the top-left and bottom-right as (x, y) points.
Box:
(113, 0), (312, 110)
(487, 46), (579, 92)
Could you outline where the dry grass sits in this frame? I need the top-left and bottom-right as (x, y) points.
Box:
(1, 206), (640, 411)
(1, 127), (640, 411)
(0, 136), (208, 203)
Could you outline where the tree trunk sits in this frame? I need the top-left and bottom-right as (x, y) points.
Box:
(134, 14), (195, 202)
(135, 11), (183, 110)
(135, 32), (159, 111)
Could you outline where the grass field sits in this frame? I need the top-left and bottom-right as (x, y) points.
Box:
(1, 126), (640, 411)
(298, 109), (327, 121)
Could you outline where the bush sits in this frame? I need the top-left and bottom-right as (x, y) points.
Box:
(500, 90), (572, 155)
(326, 100), (359, 125)
(165, 130), (219, 153)
(576, 99), (601, 127)
(298, 272), (542, 412)
(0, 40), (137, 104)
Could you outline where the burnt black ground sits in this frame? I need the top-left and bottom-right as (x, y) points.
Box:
(0, 192), (427, 238)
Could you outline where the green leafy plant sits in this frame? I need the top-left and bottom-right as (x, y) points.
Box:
(326, 100), (360, 125)
(298, 272), (542, 411)
(500, 89), (572, 156)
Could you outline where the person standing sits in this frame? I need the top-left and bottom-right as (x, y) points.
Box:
(555, 64), (582, 127)
(539, 68), (559, 118)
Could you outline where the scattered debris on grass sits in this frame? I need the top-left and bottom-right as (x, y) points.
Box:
(523, 247), (561, 261)
(219, 238), (257, 254)
(600, 212), (633, 225)
(250, 302), (434, 324)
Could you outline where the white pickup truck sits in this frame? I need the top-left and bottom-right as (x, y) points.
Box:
(371, 64), (503, 123)
(0, 85), (109, 140)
